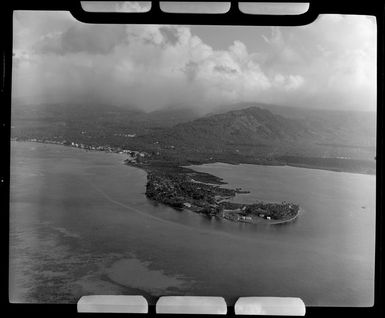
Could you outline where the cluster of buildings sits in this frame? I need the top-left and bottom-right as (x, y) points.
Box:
(13, 137), (148, 160)
(13, 137), (66, 145)
(113, 133), (136, 138)
(69, 142), (148, 160)
(69, 142), (123, 153)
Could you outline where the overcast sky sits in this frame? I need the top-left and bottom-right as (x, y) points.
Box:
(12, 8), (377, 113)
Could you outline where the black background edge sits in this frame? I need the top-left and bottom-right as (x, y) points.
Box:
(0, 1), (383, 317)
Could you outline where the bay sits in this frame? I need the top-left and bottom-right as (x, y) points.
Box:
(9, 141), (375, 306)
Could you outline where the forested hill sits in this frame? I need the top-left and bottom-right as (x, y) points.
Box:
(134, 106), (376, 158)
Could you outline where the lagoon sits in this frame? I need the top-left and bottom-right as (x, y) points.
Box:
(9, 141), (375, 306)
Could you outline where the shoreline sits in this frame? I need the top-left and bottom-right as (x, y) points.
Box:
(9, 142), (375, 306)
(179, 206), (302, 225)
(142, 163), (300, 225)
(12, 139), (375, 176)
(186, 160), (376, 177)
(223, 211), (299, 225)
(284, 163), (375, 176)
(217, 203), (301, 225)
(10, 140), (362, 226)
(12, 140), (370, 226)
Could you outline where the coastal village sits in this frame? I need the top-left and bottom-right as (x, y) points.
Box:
(11, 137), (149, 161)
(144, 170), (300, 224)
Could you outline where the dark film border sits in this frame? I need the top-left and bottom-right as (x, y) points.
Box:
(0, 1), (383, 317)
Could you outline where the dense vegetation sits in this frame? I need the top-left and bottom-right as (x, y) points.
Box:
(146, 172), (235, 213)
(145, 170), (299, 222)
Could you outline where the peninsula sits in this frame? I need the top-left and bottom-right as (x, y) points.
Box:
(125, 154), (300, 224)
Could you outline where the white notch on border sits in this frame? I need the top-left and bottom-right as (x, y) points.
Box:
(235, 297), (306, 316)
(156, 296), (227, 314)
(77, 295), (148, 313)
(80, 1), (152, 13)
(160, 1), (231, 14)
(238, 2), (310, 15)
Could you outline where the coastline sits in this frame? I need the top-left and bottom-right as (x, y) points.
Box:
(11, 139), (375, 176)
(246, 206), (303, 225)
(178, 205), (301, 225)
(284, 162), (376, 176)
(10, 141), (375, 306)
(218, 204), (301, 225)
(8, 141), (311, 225)
(11, 140), (361, 226)
(139, 160), (300, 224)
(16, 141), (299, 225)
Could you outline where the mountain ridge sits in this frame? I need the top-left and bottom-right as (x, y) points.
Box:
(135, 105), (375, 156)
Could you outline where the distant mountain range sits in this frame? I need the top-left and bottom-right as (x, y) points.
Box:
(12, 103), (198, 128)
(11, 102), (376, 173)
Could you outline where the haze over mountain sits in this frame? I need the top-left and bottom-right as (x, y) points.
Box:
(13, 12), (376, 113)
(12, 102), (199, 135)
(142, 107), (311, 148)
(134, 105), (375, 159)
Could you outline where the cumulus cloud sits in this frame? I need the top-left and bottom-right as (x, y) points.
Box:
(12, 11), (376, 113)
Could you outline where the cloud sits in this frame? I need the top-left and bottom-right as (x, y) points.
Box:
(213, 65), (238, 75)
(61, 24), (126, 54)
(12, 12), (376, 113)
(258, 15), (376, 111)
(182, 61), (200, 82)
(33, 24), (127, 55)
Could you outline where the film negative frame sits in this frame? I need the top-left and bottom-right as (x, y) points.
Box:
(1, 0), (384, 317)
